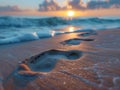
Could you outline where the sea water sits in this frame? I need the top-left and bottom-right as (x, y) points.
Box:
(0, 16), (120, 45)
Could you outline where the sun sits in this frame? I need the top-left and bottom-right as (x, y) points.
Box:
(67, 10), (75, 17)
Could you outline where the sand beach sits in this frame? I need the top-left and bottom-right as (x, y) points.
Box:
(0, 28), (120, 90)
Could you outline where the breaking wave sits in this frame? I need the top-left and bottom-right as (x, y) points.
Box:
(0, 16), (120, 45)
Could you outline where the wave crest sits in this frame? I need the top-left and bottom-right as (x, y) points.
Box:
(0, 16), (67, 28)
(0, 16), (120, 28)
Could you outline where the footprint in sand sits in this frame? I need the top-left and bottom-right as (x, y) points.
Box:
(78, 31), (97, 37)
(61, 38), (94, 45)
(17, 49), (82, 77)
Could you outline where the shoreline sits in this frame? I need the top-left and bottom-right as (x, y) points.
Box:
(0, 28), (120, 90)
(0, 27), (120, 47)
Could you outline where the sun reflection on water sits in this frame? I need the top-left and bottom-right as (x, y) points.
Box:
(51, 31), (55, 37)
(69, 26), (75, 32)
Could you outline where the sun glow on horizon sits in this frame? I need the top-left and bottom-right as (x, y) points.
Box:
(67, 10), (75, 17)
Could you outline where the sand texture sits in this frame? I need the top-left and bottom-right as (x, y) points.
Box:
(0, 29), (120, 90)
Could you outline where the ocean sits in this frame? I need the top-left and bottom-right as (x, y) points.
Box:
(0, 16), (120, 45)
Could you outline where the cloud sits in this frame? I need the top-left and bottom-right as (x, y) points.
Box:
(68, 0), (86, 10)
(87, 0), (120, 9)
(109, 0), (120, 8)
(0, 5), (21, 12)
(38, 0), (86, 11)
(38, 0), (61, 11)
(38, 0), (120, 11)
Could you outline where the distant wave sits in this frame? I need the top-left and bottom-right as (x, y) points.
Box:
(0, 16), (120, 28)
(0, 16), (67, 28)
(72, 17), (120, 24)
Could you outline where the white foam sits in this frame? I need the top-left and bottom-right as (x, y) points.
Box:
(0, 32), (39, 45)
(0, 31), (66, 45)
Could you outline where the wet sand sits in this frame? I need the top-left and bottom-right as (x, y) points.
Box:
(0, 28), (120, 90)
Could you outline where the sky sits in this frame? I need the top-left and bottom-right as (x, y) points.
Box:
(0, 0), (67, 9)
(0, 0), (120, 16)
